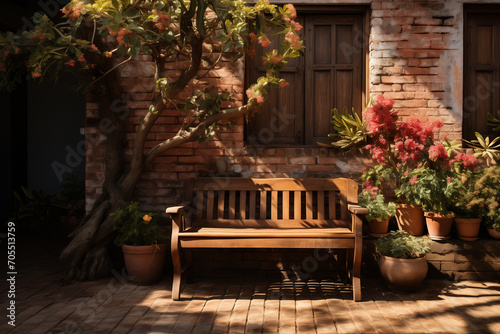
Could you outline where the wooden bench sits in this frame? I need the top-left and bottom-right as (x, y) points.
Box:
(166, 177), (366, 301)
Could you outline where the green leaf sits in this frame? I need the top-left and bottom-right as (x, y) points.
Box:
(223, 40), (233, 53)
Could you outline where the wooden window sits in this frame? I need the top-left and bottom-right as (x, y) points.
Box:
(464, 6), (500, 140)
(246, 10), (366, 146)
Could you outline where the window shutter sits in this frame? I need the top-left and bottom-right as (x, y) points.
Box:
(246, 17), (305, 146)
(305, 15), (363, 145)
(464, 13), (500, 140)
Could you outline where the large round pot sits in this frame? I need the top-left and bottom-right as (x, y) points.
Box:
(378, 254), (428, 292)
(395, 204), (425, 236)
(425, 212), (453, 241)
(487, 228), (500, 239)
(368, 218), (390, 236)
(122, 243), (168, 284)
(454, 218), (482, 241)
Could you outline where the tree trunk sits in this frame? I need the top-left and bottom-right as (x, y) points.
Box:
(59, 59), (143, 280)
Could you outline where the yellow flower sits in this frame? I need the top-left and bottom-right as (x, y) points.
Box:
(143, 214), (152, 222)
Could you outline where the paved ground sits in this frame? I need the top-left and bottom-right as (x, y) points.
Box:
(1, 237), (500, 333)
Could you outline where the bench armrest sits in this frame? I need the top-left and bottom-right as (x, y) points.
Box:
(166, 202), (191, 232)
(348, 204), (368, 215)
(166, 205), (187, 214)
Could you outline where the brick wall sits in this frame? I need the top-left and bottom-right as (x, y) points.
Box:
(86, 0), (500, 212)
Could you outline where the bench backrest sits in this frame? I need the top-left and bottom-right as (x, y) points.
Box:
(186, 178), (358, 228)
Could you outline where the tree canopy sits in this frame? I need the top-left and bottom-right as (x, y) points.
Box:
(1, 0), (304, 280)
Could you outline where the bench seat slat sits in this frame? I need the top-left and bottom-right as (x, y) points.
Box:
(191, 219), (349, 228)
(180, 227), (354, 238)
(180, 237), (355, 249)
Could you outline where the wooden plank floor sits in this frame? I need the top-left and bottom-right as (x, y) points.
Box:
(2, 238), (500, 333)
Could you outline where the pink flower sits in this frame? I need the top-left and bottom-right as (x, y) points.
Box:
(285, 31), (300, 48)
(78, 55), (85, 62)
(258, 35), (271, 48)
(64, 59), (76, 67)
(91, 44), (98, 51)
(410, 175), (418, 186)
(290, 20), (302, 31)
(447, 177), (451, 183)
(454, 153), (478, 170)
(61, 1), (84, 21)
(462, 176), (466, 184)
(249, 32), (257, 42)
(428, 142), (448, 161)
(32, 71), (41, 78)
(284, 4), (297, 21)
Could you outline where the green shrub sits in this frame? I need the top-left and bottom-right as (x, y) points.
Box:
(376, 230), (431, 259)
(111, 202), (166, 246)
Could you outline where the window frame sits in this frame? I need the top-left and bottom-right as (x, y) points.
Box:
(243, 5), (370, 147)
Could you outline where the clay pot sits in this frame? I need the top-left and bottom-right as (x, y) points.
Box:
(122, 243), (168, 284)
(368, 218), (390, 236)
(395, 204), (425, 236)
(487, 228), (500, 239)
(425, 212), (453, 241)
(378, 254), (428, 292)
(454, 218), (482, 241)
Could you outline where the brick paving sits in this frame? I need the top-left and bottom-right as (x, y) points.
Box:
(2, 238), (500, 333)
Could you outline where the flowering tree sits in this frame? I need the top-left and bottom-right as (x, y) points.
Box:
(1, 0), (303, 280)
(330, 95), (478, 206)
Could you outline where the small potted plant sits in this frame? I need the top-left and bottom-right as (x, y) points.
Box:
(112, 202), (168, 284)
(450, 170), (483, 241)
(376, 230), (431, 292)
(359, 167), (397, 236)
(398, 166), (462, 240)
(358, 192), (396, 237)
(463, 166), (500, 239)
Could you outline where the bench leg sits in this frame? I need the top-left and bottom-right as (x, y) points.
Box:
(171, 237), (182, 300)
(352, 242), (362, 302)
(346, 249), (353, 282)
(185, 249), (193, 283)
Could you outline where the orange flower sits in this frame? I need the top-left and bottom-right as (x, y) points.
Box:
(143, 214), (152, 222)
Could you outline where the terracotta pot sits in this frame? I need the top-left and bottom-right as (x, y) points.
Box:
(368, 218), (390, 236)
(487, 228), (500, 239)
(425, 212), (453, 241)
(378, 254), (428, 292)
(454, 218), (482, 241)
(122, 243), (168, 284)
(395, 204), (425, 236)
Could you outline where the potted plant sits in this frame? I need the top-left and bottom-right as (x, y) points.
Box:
(358, 166), (397, 236)
(450, 169), (483, 241)
(376, 230), (431, 292)
(398, 165), (462, 240)
(112, 202), (168, 284)
(462, 166), (500, 239)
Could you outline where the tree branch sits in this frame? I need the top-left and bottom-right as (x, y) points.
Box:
(129, 36), (204, 174)
(145, 102), (258, 164)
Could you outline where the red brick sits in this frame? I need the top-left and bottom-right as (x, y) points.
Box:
(415, 50), (444, 58)
(317, 157), (340, 164)
(288, 157), (316, 165)
(416, 75), (446, 84)
(193, 149), (225, 156)
(393, 100), (428, 108)
(178, 156), (211, 164)
(414, 17), (443, 26)
(304, 165), (335, 172)
(403, 67), (430, 75)
(380, 76), (415, 84)
(178, 172), (199, 180)
(164, 148), (194, 156)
